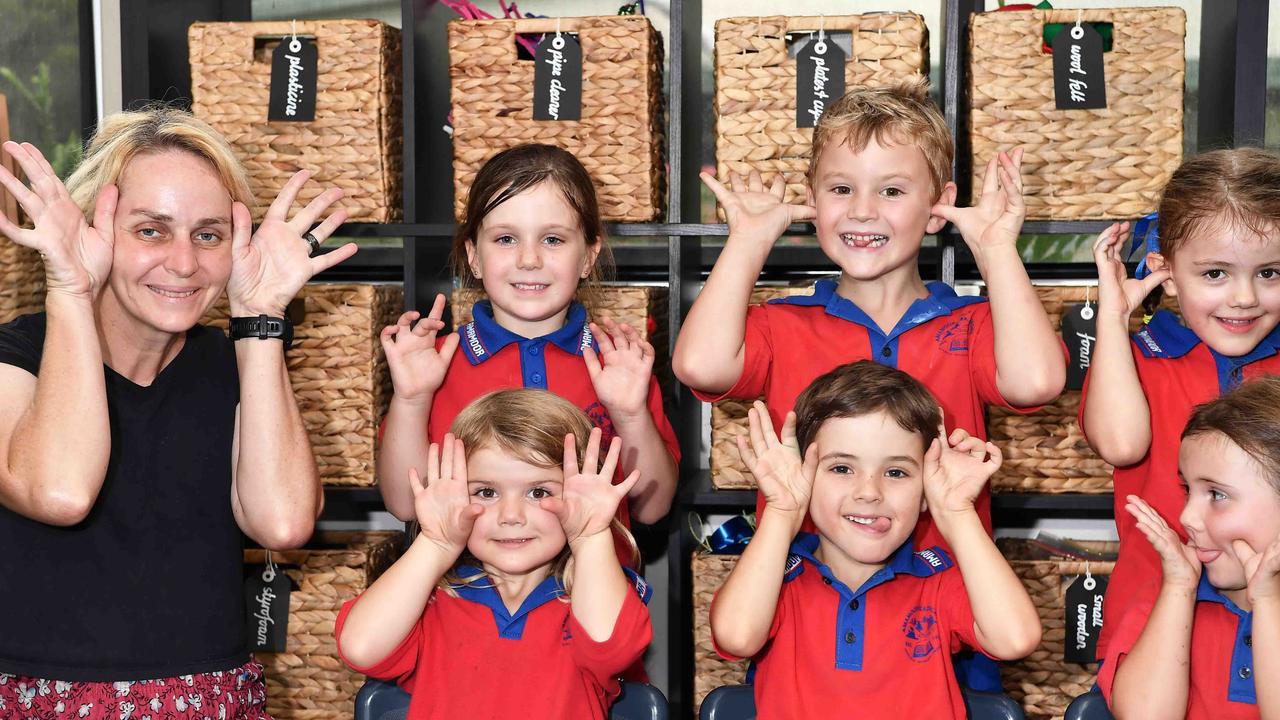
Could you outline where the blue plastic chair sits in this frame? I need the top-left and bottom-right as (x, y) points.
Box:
(699, 684), (1026, 720)
(1065, 689), (1115, 720)
(355, 678), (669, 720)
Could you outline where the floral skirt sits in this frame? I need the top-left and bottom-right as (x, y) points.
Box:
(0, 659), (269, 720)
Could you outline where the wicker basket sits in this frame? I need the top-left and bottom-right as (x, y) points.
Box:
(0, 98), (43, 325)
(448, 16), (664, 222)
(691, 551), (748, 712)
(987, 285), (1179, 494)
(205, 283), (402, 486)
(968, 8), (1185, 220)
(708, 284), (814, 490)
(714, 14), (927, 207)
(245, 531), (402, 720)
(997, 538), (1118, 720)
(189, 20), (403, 223)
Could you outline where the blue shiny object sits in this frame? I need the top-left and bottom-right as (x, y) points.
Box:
(1130, 212), (1160, 279)
(707, 515), (754, 554)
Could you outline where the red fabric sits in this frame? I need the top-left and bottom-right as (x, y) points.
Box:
(715, 551), (983, 719)
(0, 660), (269, 719)
(1079, 341), (1280, 660)
(693, 292), (1045, 550)
(336, 585), (651, 720)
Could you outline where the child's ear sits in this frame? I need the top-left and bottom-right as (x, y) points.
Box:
(582, 238), (602, 279)
(464, 239), (482, 279)
(1146, 252), (1177, 297)
(926, 181), (958, 234)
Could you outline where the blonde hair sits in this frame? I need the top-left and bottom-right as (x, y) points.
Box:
(440, 389), (640, 597)
(65, 105), (253, 218)
(808, 77), (953, 199)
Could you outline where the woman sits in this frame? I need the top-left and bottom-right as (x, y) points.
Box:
(0, 107), (354, 718)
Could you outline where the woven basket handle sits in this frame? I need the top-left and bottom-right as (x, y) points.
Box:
(246, 21), (320, 62)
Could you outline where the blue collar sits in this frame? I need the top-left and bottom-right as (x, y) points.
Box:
(770, 279), (986, 341)
(1134, 310), (1280, 361)
(458, 301), (595, 365)
(450, 566), (566, 640)
(785, 532), (954, 593)
(1195, 574), (1257, 705)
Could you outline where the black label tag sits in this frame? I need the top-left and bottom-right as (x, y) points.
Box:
(1052, 22), (1107, 110)
(1065, 572), (1107, 663)
(269, 36), (318, 122)
(796, 35), (846, 128)
(533, 33), (582, 121)
(1062, 302), (1098, 391)
(245, 564), (292, 653)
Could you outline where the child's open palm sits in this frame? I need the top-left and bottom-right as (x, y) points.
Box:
(381, 293), (460, 402)
(932, 149), (1025, 253)
(541, 429), (638, 548)
(1093, 222), (1171, 318)
(1232, 538), (1280, 605)
(584, 319), (653, 421)
(700, 170), (816, 245)
(1126, 495), (1201, 592)
(738, 402), (816, 517)
(412, 435), (482, 556)
(923, 426), (1002, 517)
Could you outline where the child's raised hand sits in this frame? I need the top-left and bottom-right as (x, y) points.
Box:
(923, 426), (1002, 518)
(700, 170), (816, 246)
(738, 402), (816, 518)
(1093, 222), (1171, 320)
(1232, 538), (1280, 606)
(381, 293), (460, 403)
(931, 148), (1025, 254)
(583, 319), (653, 422)
(412, 434), (483, 556)
(541, 428), (638, 548)
(1126, 495), (1200, 592)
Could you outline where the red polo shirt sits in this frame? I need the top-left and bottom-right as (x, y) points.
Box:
(1080, 310), (1280, 659)
(1098, 574), (1259, 718)
(336, 566), (653, 720)
(431, 301), (681, 530)
(713, 533), (987, 719)
(694, 280), (1040, 548)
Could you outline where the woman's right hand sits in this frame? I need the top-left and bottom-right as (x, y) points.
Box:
(412, 434), (482, 556)
(1093, 222), (1170, 320)
(0, 141), (115, 299)
(1126, 495), (1201, 593)
(381, 293), (460, 403)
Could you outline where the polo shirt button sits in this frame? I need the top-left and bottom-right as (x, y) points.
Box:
(822, 577), (832, 585)
(1245, 635), (1252, 647)
(849, 599), (859, 611)
(528, 346), (541, 356)
(844, 631), (856, 644)
(1239, 667), (1251, 680)
(881, 346), (892, 357)
(532, 373), (543, 383)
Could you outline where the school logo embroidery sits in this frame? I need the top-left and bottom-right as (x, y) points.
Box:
(915, 549), (944, 569)
(934, 315), (972, 354)
(579, 323), (594, 353)
(902, 606), (941, 663)
(464, 322), (487, 359)
(584, 402), (617, 444)
(560, 615), (573, 645)
(1135, 328), (1163, 355)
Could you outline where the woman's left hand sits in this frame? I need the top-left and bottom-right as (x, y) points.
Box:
(227, 170), (356, 316)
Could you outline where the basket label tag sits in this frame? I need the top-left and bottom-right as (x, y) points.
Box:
(796, 34), (845, 128)
(1062, 301), (1098, 390)
(1052, 22), (1107, 110)
(1065, 571), (1107, 663)
(534, 32), (582, 121)
(269, 36), (318, 122)
(245, 562), (292, 653)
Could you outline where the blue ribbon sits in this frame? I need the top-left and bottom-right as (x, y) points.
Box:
(1130, 212), (1160, 279)
(706, 515), (754, 554)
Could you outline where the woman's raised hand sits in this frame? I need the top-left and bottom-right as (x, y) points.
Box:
(226, 170), (357, 316)
(0, 141), (115, 299)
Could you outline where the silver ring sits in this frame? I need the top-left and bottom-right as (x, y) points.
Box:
(303, 231), (321, 257)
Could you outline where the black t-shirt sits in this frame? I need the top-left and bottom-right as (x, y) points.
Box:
(0, 313), (247, 681)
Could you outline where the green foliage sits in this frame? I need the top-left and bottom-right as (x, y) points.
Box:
(0, 0), (83, 178)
